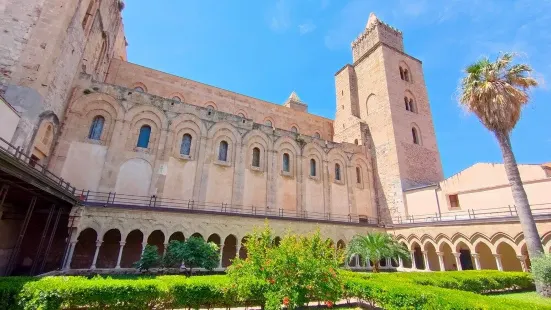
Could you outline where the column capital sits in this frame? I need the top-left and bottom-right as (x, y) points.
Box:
(409, 250), (416, 254)
(421, 251), (428, 255)
(119, 241), (126, 246)
(452, 252), (461, 258)
(492, 253), (501, 258)
(471, 253), (480, 258)
(95, 240), (103, 247)
(517, 255), (527, 260)
(436, 252), (444, 256)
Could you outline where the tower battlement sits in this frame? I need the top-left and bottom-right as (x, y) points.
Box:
(351, 13), (404, 62)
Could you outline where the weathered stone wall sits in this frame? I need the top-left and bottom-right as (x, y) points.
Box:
(50, 75), (376, 220)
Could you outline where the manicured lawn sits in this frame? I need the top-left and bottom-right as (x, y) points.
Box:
(489, 292), (551, 307)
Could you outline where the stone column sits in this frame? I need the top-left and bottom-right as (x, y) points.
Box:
(422, 251), (430, 271)
(453, 252), (462, 271)
(398, 257), (404, 268)
(115, 241), (126, 269)
(493, 254), (503, 271)
(386, 258), (392, 269)
(163, 243), (169, 257)
(141, 242), (148, 255)
(218, 244), (224, 269)
(64, 241), (77, 270)
(235, 240), (241, 261)
(471, 253), (481, 270)
(366, 258), (372, 270)
(436, 252), (445, 271)
(410, 251), (417, 269)
(90, 240), (102, 269)
(517, 255), (528, 272)
(355, 255), (360, 268)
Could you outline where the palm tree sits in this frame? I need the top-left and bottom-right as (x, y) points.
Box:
(346, 232), (409, 273)
(459, 53), (543, 261)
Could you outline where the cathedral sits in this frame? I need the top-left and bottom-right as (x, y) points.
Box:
(0, 1), (549, 275)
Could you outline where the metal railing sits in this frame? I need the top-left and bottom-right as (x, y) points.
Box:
(0, 137), (77, 194)
(76, 190), (380, 225)
(391, 203), (551, 224)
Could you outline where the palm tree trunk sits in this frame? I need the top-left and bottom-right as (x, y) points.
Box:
(495, 131), (544, 258)
(371, 259), (379, 273)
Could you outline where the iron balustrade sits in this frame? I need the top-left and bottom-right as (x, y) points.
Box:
(77, 190), (380, 225)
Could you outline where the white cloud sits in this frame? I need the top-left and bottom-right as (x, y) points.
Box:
(298, 21), (316, 35)
(269, 0), (291, 32)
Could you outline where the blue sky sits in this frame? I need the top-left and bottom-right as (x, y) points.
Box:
(122, 0), (550, 178)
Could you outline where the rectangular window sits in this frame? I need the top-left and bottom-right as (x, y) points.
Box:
(449, 194), (460, 209)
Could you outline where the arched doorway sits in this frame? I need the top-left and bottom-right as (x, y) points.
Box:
(96, 229), (121, 268)
(424, 242), (440, 271)
(456, 241), (473, 270)
(71, 228), (97, 269)
(147, 230), (165, 256)
(475, 242), (496, 270)
(120, 230), (143, 268)
(411, 242), (424, 270)
(439, 242), (455, 271)
(222, 235), (237, 267)
(496, 242), (522, 271)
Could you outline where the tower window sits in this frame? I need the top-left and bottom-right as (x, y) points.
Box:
(356, 167), (362, 184)
(172, 96), (181, 102)
(310, 159), (316, 177)
(354, 139), (359, 145)
(314, 132), (321, 139)
(252, 147), (260, 167)
(88, 115), (105, 140)
(291, 126), (298, 133)
(282, 153), (290, 172)
(404, 97), (410, 111)
(264, 120), (273, 127)
(137, 125), (151, 148)
(218, 140), (229, 161)
(404, 69), (410, 82)
(180, 134), (192, 156)
(412, 127), (419, 145)
(335, 163), (341, 181)
(134, 86), (144, 92)
(399, 67), (404, 80)
(409, 99), (415, 112)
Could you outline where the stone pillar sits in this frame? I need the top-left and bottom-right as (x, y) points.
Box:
(64, 241), (77, 270)
(355, 255), (360, 268)
(141, 242), (148, 255)
(218, 244), (224, 269)
(90, 240), (102, 269)
(471, 253), (481, 270)
(436, 252), (445, 271)
(453, 252), (462, 271)
(422, 251), (430, 270)
(115, 241), (126, 269)
(345, 256), (349, 268)
(366, 258), (372, 270)
(517, 255), (528, 272)
(398, 257), (404, 268)
(236, 240), (241, 261)
(493, 254), (503, 271)
(163, 243), (169, 257)
(410, 251), (417, 269)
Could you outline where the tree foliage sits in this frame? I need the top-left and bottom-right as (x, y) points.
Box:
(178, 237), (219, 275)
(531, 254), (551, 297)
(228, 223), (344, 310)
(135, 245), (160, 271)
(346, 232), (409, 272)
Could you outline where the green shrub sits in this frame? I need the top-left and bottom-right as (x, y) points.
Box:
(0, 277), (34, 310)
(532, 254), (551, 286)
(134, 245), (160, 271)
(179, 236), (220, 275)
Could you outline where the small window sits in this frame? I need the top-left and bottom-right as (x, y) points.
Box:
(404, 97), (410, 111)
(404, 69), (410, 82)
(207, 105), (215, 110)
(409, 99), (415, 112)
(282, 153), (290, 172)
(356, 167), (361, 184)
(252, 147), (260, 167)
(354, 139), (358, 145)
(291, 126), (298, 133)
(399, 67), (404, 80)
(134, 86), (144, 92)
(42, 124), (53, 145)
(137, 125), (151, 148)
(314, 132), (321, 139)
(264, 120), (273, 127)
(238, 113), (245, 118)
(412, 127), (419, 145)
(218, 140), (229, 161)
(172, 96), (181, 102)
(335, 163), (341, 181)
(449, 194), (460, 209)
(180, 134), (192, 156)
(88, 115), (105, 140)
(310, 159), (316, 177)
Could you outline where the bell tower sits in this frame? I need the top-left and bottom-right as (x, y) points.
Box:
(334, 13), (443, 222)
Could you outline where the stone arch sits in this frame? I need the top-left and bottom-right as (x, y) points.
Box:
(125, 106), (166, 152)
(495, 241), (522, 271)
(411, 122), (422, 145)
(262, 117), (275, 128)
(423, 241), (440, 271)
(131, 82), (148, 93)
(541, 231), (551, 254)
(71, 228), (98, 269)
(96, 229), (122, 268)
(147, 230), (166, 256)
(243, 130), (272, 170)
(169, 113), (206, 159)
(493, 237), (521, 255)
(304, 143), (324, 179)
(234, 109), (248, 119)
(208, 122), (241, 165)
(204, 101), (218, 110)
(169, 232), (185, 242)
(70, 92), (125, 118)
(114, 158), (153, 196)
(410, 240), (424, 269)
(289, 123), (300, 133)
(470, 232), (494, 251)
(328, 148), (347, 182)
(222, 234), (237, 267)
(207, 233), (221, 246)
(473, 239), (497, 270)
(121, 229), (144, 268)
(363, 93), (376, 119)
(168, 92), (185, 102)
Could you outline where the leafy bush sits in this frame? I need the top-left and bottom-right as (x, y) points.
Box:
(228, 224), (344, 310)
(179, 236), (219, 275)
(0, 277), (34, 310)
(531, 253), (551, 297)
(134, 245), (160, 271)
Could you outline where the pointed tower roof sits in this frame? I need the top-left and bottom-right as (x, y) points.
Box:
(366, 12), (379, 28)
(288, 91), (302, 102)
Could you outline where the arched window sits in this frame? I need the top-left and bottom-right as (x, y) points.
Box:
(137, 125), (151, 148)
(399, 67), (404, 80)
(264, 120), (273, 127)
(88, 115), (105, 140)
(95, 38), (107, 73)
(180, 134), (192, 156)
(218, 140), (229, 161)
(412, 127), (419, 145)
(42, 124), (53, 145)
(172, 96), (181, 102)
(314, 132), (321, 139)
(291, 126), (298, 133)
(335, 163), (341, 181)
(82, 0), (97, 30)
(354, 139), (359, 145)
(238, 113), (245, 118)
(404, 69), (410, 82)
(282, 153), (290, 172)
(404, 97), (410, 111)
(356, 167), (362, 184)
(310, 159), (316, 177)
(134, 86), (144, 92)
(252, 147), (260, 167)
(207, 105), (215, 110)
(409, 99), (415, 112)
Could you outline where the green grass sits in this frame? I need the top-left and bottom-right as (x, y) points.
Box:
(489, 292), (551, 307)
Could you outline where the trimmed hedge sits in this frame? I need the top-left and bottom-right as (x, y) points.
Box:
(0, 271), (546, 310)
